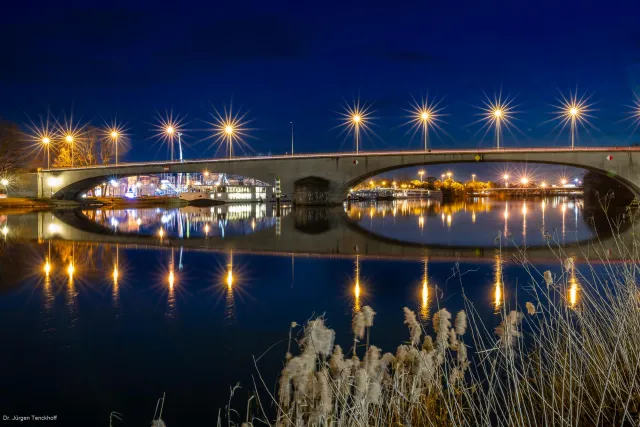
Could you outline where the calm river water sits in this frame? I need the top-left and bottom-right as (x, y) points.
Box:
(0, 197), (603, 424)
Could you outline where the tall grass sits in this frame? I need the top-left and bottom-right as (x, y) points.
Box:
(219, 211), (640, 426)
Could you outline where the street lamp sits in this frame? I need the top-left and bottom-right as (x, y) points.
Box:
(503, 174), (510, 188)
(420, 111), (430, 152)
(352, 114), (362, 154)
(225, 125), (235, 158)
(446, 171), (452, 179)
(472, 174), (476, 182)
(65, 134), (74, 167)
(109, 131), (119, 165)
(520, 177), (529, 186)
(561, 178), (568, 186)
(42, 137), (51, 169)
(418, 170), (425, 183)
(477, 93), (516, 150)
(164, 126), (183, 162)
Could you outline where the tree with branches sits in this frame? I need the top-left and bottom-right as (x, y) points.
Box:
(0, 118), (28, 176)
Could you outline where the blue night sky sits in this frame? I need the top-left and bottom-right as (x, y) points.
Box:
(2, 0), (640, 165)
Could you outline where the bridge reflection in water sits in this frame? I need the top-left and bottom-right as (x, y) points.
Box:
(2, 198), (631, 264)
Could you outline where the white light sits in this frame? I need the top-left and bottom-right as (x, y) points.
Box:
(48, 223), (61, 234)
(0, 179), (8, 186)
(110, 179), (118, 187)
(47, 177), (60, 187)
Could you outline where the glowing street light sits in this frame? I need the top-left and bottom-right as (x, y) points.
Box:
(207, 102), (253, 159)
(418, 170), (425, 183)
(520, 177), (529, 185)
(503, 174), (510, 188)
(540, 181), (547, 188)
(552, 89), (595, 149)
(65, 134), (75, 167)
(561, 178), (568, 186)
(405, 95), (445, 152)
(472, 173), (476, 182)
(339, 99), (374, 154)
(153, 110), (187, 163)
(446, 171), (452, 179)
(42, 137), (51, 169)
(103, 119), (128, 167)
(475, 92), (517, 150)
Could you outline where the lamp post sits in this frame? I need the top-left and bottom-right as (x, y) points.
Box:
(65, 135), (74, 167)
(165, 126), (175, 161)
(353, 114), (361, 154)
(225, 125), (234, 158)
(290, 121), (294, 156)
(503, 174), (510, 188)
(42, 137), (51, 169)
(420, 111), (429, 151)
(110, 131), (119, 165)
(472, 174), (476, 182)
(1, 179), (8, 197)
(493, 109), (502, 149)
(418, 170), (425, 183)
(569, 107), (578, 149)
(446, 171), (452, 180)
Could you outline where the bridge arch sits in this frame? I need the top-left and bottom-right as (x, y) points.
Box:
(341, 157), (640, 202)
(43, 164), (275, 200)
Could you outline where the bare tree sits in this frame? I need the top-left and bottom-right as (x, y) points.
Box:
(0, 118), (28, 176)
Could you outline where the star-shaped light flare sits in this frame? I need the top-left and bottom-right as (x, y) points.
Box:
(403, 95), (446, 151)
(337, 99), (375, 153)
(205, 101), (254, 159)
(472, 92), (519, 149)
(549, 89), (596, 148)
(151, 110), (188, 161)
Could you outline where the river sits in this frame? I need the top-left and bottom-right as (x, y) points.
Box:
(0, 197), (614, 424)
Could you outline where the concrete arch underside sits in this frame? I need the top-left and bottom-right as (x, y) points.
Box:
(38, 148), (640, 204)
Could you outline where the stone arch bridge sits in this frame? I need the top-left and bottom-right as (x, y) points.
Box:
(33, 147), (640, 204)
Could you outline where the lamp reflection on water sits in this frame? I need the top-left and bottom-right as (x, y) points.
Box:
(568, 258), (579, 308)
(112, 245), (120, 309)
(44, 259), (51, 277)
(494, 254), (503, 310)
(353, 255), (362, 312)
(225, 251), (236, 325)
(165, 248), (177, 318)
(420, 256), (430, 320)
